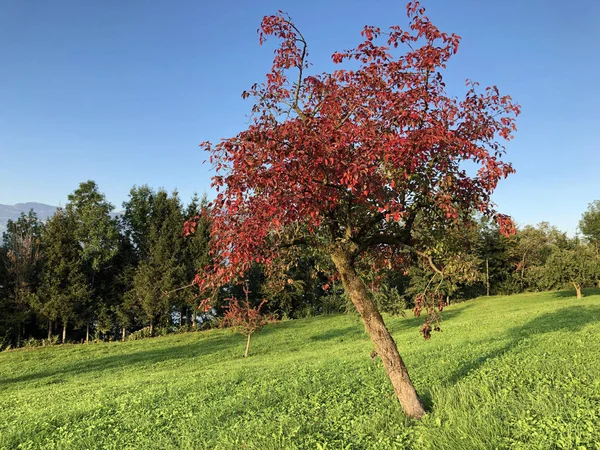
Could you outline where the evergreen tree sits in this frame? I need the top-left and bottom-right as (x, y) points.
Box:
(181, 194), (211, 327)
(131, 190), (186, 334)
(65, 181), (120, 341)
(122, 185), (155, 261)
(477, 219), (518, 295)
(38, 209), (91, 343)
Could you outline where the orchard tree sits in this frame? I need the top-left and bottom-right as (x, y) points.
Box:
(580, 200), (600, 248)
(512, 223), (569, 292)
(545, 242), (600, 299)
(192, 2), (519, 418)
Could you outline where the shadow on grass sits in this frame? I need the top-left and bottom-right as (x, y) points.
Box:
(309, 326), (362, 342)
(445, 304), (600, 386)
(551, 288), (600, 299)
(387, 302), (476, 335)
(0, 334), (235, 388)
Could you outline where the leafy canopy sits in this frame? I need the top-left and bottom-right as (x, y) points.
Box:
(194, 2), (520, 300)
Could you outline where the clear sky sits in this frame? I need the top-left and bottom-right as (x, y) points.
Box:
(1, 0), (598, 234)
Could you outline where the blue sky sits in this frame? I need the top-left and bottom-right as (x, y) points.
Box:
(1, 0), (598, 234)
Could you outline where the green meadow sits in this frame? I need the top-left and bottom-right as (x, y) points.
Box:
(1, 290), (599, 449)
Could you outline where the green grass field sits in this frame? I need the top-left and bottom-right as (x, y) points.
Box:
(1, 290), (600, 449)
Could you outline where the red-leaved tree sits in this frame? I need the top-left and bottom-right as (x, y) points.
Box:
(220, 285), (274, 358)
(190, 2), (519, 418)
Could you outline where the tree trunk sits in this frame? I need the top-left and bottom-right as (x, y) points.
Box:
(149, 322), (154, 337)
(86, 322), (90, 344)
(486, 258), (490, 296)
(192, 308), (197, 329)
(573, 282), (582, 299)
(331, 248), (426, 419)
(16, 322), (22, 348)
(62, 321), (67, 344)
(244, 333), (252, 358)
(122, 327), (126, 342)
(180, 308), (185, 327)
(48, 320), (52, 341)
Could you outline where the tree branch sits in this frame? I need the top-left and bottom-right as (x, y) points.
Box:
(359, 233), (444, 275)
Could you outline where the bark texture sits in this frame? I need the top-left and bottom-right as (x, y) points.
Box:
(331, 247), (426, 419)
(244, 333), (252, 358)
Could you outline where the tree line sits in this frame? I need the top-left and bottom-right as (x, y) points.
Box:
(0, 181), (211, 348)
(1, 180), (600, 349)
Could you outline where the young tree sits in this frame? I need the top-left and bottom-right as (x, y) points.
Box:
(220, 285), (273, 358)
(192, 2), (519, 418)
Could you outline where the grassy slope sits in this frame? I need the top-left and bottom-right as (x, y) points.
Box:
(1, 290), (600, 450)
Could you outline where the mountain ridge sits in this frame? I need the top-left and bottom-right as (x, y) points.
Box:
(0, 202), (58, 235)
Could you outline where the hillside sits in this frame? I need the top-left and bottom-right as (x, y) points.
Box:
(1, 291), (599, 449)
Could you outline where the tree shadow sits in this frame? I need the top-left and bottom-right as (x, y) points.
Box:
(550, 288), (600, 299)
(0, 334), (234, 388)
(309, 326), (362, 342)
(445, 304), (600, 386)
(387, 302), (476, 335)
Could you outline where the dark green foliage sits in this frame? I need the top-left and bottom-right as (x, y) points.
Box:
(130, 190), (186, 333)
(122, 185), (155, 261)
(1, 210), (44, 346)
(3, 184), (600, 347)
(65, 181), (121, 339)
(181, 194), (211, 326)
(509, 222), (570, 292)
(66, 180), (120, 272)
(544, 241), (600, 293)
(477, 218), (518, 295)
(38, 209), (91, 341)
(579, 200), (600, 246)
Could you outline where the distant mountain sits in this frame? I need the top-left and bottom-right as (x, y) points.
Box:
(0, 202), (58, 236)
(0, 202), (124, 237)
